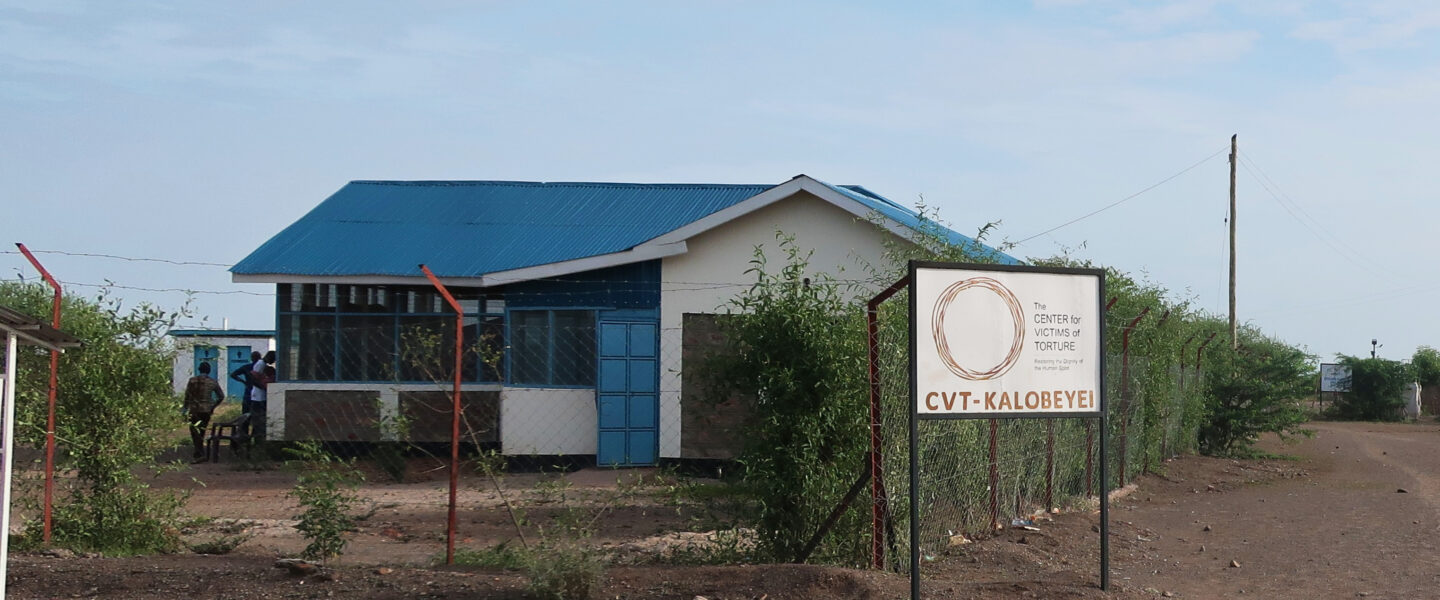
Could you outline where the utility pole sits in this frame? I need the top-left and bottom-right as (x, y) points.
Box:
(1228, 134), (1238, 350)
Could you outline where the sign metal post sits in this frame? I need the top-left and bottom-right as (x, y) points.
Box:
(906, 261), (1108, 597)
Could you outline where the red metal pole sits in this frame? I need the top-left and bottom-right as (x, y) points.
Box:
(1045, 420), (1054, 511)
(420, 264), (464, 566)
(16, 243), (59, 543)
(988, 418), (999, 530)
(1118, 307), (1150, 487)
(1178, 335), (1196, 392)
(865, 275), (908, 569)
(1196, 333), (1218, 372)
(1084, 421), (1094, 498)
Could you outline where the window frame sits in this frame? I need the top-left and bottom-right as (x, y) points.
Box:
(276, 283), (505, 384)
(504, 307), (599, 389)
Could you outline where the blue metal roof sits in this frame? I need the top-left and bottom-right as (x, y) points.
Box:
(232, 178), (1014, 278)
(812, 179), (1019, 265)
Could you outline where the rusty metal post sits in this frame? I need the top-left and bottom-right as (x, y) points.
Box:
(988, 418), (999, 529)
(420, 264), (464, 565)
(1196, 333), (1218, 377)
(1045, 420), (1054, 510)
(1118, 307), (1150, 486)
(1085, 421), (1094, 497)
(1178, 335), (1196, 393)
(865, 275), (908, 569)
(15, 243), (60, 543)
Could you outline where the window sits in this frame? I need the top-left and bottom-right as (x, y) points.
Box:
(508, 310), (596, 387)
(277, 284), (503, 383)
(338, 315), (394, 381)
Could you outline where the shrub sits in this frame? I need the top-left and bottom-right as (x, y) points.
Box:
(1411, 346), (1440, 389)
(524, 541), (604, 600)
(698, 236), (870, 564)
(286, 441), (365, 562)
(1198, 337), (1313, 455)
(1, 281), (190, 555)
(1330, 356), (1411, 421)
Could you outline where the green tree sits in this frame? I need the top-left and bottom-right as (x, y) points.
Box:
(1331, 355), (1411, 421)
(1197, 333), (1313, 456)
(699, 236), (869, 563)
(0, 280), (189, 554)
(1412, 346), (1440, 388)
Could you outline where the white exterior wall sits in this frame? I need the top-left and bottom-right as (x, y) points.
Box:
(171, 334), (276, 396)
(267, 384), (594, 455)
(500, 387), (597, 455)
(657, 191), (905, 458)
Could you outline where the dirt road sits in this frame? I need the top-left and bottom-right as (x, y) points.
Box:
(1119, 421), (1440, 598)
(8, 420), (1440, 598)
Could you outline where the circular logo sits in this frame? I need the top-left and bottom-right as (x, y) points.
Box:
(930, 277), (1025, 381)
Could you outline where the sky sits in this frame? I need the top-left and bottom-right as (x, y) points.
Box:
(2, 0), (1436, 363)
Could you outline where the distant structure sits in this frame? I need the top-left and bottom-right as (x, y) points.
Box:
(168, 329), (277, 401)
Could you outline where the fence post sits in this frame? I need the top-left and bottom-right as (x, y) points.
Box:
(1118, 307), (1150, 487)
(1045, 420), (1054, 510)
(15, 243), (60, 544)
(1085, 421), (1094, 498)
(989, 419), (999, 529)
(419, 264), (464, 566)
(865, 275), (908, 570)
(1195, 333), (1218, 384)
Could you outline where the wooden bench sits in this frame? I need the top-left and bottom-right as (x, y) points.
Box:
(206, 413), (251, 462)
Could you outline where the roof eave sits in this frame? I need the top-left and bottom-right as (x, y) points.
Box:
(230, 242), (690, 287)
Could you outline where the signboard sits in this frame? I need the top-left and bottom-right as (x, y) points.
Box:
(913, 263), (1103, 418)
(904, 261), (1110, 597)
(1319, 363), (1351, 392)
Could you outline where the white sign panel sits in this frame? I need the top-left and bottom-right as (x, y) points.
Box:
(1319, 363), (1351, 392)
(914, 265), (1103, 417)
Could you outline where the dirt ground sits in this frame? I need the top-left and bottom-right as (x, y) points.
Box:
(7, 420), (1440, 599)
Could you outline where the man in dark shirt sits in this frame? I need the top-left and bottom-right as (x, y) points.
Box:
(185, 362), (225, 462)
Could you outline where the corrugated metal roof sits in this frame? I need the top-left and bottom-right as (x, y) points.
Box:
(0, 306), (82, 350)
(232, 178), (1015, 278)
(812, 179), (1019, 265)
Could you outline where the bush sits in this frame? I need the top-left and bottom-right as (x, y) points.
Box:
(1411, 346), (1440, 389)
(1197, 337), (1313, 455)
(286, 442), (365, 562)
(698, 236), (869, 564)
(1330, 356), (1411, 421)
(524, 541), (604, 600)
(1, 281), (190, 555)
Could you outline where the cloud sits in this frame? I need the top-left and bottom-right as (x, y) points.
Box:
(1291, 4), (1440, 53)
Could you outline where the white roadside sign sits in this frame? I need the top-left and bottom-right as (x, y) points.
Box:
(914, 265), (1103, 417)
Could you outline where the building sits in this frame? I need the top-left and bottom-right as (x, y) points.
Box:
(231, 175), (1013, 466)
(168, 329), (277, 401)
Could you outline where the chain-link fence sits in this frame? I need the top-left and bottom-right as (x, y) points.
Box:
(869, 300), (1210, 574)
(164, 275), (1218, 571)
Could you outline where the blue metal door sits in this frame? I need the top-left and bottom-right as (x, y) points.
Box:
(596, 314), (659, 466)
(226, 346), (252, 400)
(193, 346), (220, 380)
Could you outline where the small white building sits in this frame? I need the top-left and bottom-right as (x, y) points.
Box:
(168, 329), (276, 401)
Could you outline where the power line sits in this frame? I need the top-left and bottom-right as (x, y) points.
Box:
(56, 280), (274, 296)
(1009, 146), (1230, 247)
(0, 249), (232, 268)
(1236, 152), (1392, 277)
